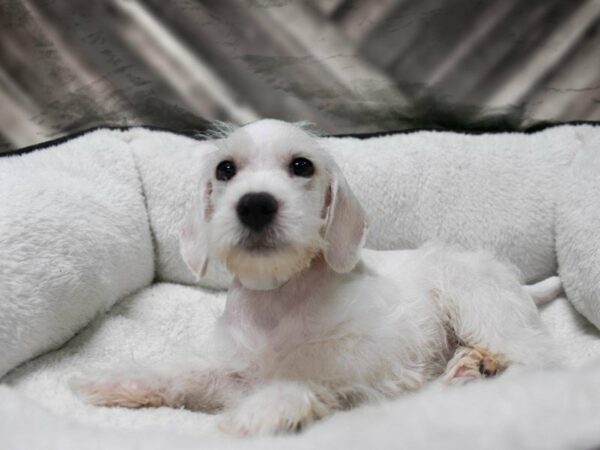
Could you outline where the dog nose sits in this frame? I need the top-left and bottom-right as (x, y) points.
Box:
(236, 192), (279, 232)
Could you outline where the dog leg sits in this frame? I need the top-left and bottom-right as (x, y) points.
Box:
(442, 345), (508, 385)
(435, 250), (558, 371)
(71, 364), (248, 412)
(219, 380), (339, 436)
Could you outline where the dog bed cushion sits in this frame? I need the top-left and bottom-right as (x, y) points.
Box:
(127, 124), (600, 326)
(556, 129), (600, 329)
(2, 282), (600, 450)
(1, 123), (600, 449)
(129, 125), (581, 287)
(0, 131), (154, 378)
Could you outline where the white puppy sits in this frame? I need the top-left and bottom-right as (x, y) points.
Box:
(74, 119), (557, 436)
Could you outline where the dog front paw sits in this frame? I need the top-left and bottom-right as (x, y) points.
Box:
(219, 381), (332, 436)
(70, 373), (180, 409)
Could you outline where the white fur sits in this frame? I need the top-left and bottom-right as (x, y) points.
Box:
(73, 120), (557, 436)
(524, 276), (563, 306)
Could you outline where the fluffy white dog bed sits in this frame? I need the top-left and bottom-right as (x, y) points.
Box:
(1, 124), (600, 449)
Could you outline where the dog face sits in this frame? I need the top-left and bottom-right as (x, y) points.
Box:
(180, 119), (367, 289)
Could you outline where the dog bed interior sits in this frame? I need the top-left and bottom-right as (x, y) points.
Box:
(1, 124), (600, 449)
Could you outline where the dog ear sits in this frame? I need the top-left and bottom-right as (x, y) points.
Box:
(323, 161), (368, 273)
(180, 180), (213, 279)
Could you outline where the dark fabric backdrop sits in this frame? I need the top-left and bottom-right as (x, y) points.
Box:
(1, 0), (599, 152)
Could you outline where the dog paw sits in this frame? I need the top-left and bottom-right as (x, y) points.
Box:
(70, 373), (179, 408)
(219, 381), (331, 436)
(442, 345), (507, 385)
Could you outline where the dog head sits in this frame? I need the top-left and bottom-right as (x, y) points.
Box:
(180, 119), (367, 290)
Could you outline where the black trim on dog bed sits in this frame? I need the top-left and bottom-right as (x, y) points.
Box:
(330, 120), (600, 139)
(3, 121), (600, 159)
(0, 126), (177, 158)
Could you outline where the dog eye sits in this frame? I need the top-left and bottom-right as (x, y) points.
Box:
(216, 160), (237, 181)
(290, 157), (314, 177)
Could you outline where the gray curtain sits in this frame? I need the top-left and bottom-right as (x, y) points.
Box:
(1, 0), (599, 152)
